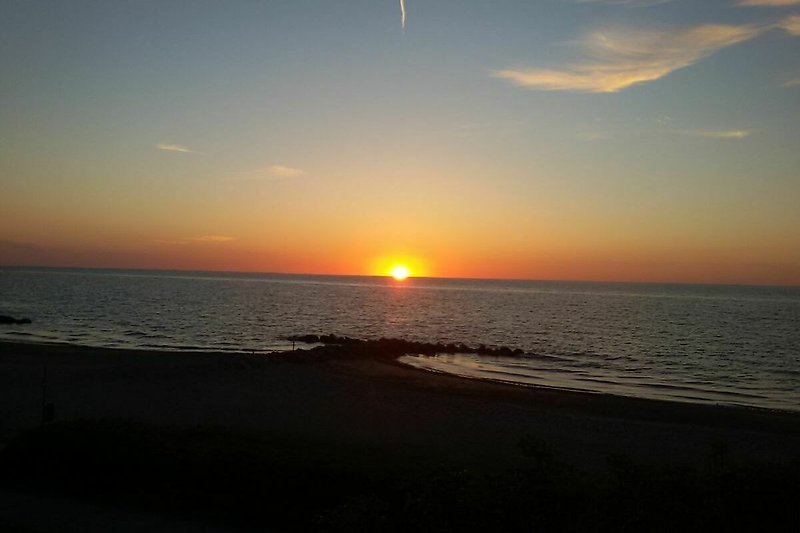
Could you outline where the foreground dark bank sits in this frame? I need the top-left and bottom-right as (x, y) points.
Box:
(1, 341), (799, 532)
(3, 419), (798, 532)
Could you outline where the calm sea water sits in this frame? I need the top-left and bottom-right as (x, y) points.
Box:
(1, 267), (798, 411)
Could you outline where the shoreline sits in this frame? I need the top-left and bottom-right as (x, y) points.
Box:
(2, 339), (799, 530)
(2, 340), (798, 446)
(399, 354), (800, 414)
(3, 337), (797, 418)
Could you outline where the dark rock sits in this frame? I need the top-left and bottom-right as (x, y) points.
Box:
(286, 334), (320, 343)
(0, 315), (32, 325)
(284, 334), (527, 360)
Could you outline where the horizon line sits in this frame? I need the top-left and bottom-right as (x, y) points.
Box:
(1, 264), (798, 290)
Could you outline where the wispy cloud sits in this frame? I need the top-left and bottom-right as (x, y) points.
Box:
(152, 239), (188, 245)
(193, 235), (236, 243)
(783, 77), (800, 86)
(739, 0), (800, 6)
(576, 129), (611, 141)
(674, 129), (751, 139)
(153, 235), (236, 245)
(493, 23), (764, 93)
(230, 164), (306, 182)
(156, 143), (201, 154)
(400, 0), (406, 30)
(268, 165), (305, 178)
(779, 14), (800, 35)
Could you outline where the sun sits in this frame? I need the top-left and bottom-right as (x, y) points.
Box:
(389, 264), (411, 281)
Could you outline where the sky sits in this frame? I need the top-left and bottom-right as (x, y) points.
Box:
(1, 0), (799, 285)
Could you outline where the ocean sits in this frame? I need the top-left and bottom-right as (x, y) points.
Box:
(1, 267), (798, 411)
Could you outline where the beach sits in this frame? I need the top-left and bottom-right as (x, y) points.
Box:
(1, 341), (799, 531)
(2, 341), (799, 466)
(4, 0), (800, 529)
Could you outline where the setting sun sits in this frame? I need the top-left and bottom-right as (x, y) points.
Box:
(390, 265), (411, 281)
(370, 256), (430, 279)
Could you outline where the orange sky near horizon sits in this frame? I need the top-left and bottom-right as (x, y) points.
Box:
(2, 2), (800, 287)
(2, 232), (798, 286)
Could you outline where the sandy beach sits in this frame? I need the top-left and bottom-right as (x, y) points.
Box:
(2, 341), (799, 464)
(1, 341), (799, 531)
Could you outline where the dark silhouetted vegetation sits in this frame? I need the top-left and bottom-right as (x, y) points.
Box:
(1, 420), (798, 531)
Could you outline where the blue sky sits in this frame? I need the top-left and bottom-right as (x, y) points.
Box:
(1, 0), (799, 284)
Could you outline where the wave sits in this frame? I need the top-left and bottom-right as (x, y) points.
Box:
(401, 354), (797, 412)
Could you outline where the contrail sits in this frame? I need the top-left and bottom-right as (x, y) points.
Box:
(400, 0), (406, 30)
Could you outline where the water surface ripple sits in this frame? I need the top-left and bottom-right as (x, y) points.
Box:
(1, 268), (798, 411)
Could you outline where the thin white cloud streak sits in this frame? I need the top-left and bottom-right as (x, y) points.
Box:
(783, 77), (800, 86)
(739, 0), (800, 6)
(229, 165), (306, 182)
(675, 129), (751, 139)
(153, 235), (236, 245)
(193, 235), (236, 243)
(400, 0), (406, 30)
(493, 23), (764, 93)
(576, 129), (611, 141)
(779, 15), (800, 35)
(156, 143), (200, 154)
(269, 165), (305, 178)
(152, 239), (188, 245)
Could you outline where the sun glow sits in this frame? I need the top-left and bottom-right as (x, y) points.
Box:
(390, 264), (411, 281)
(370, 255), (429, 279)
